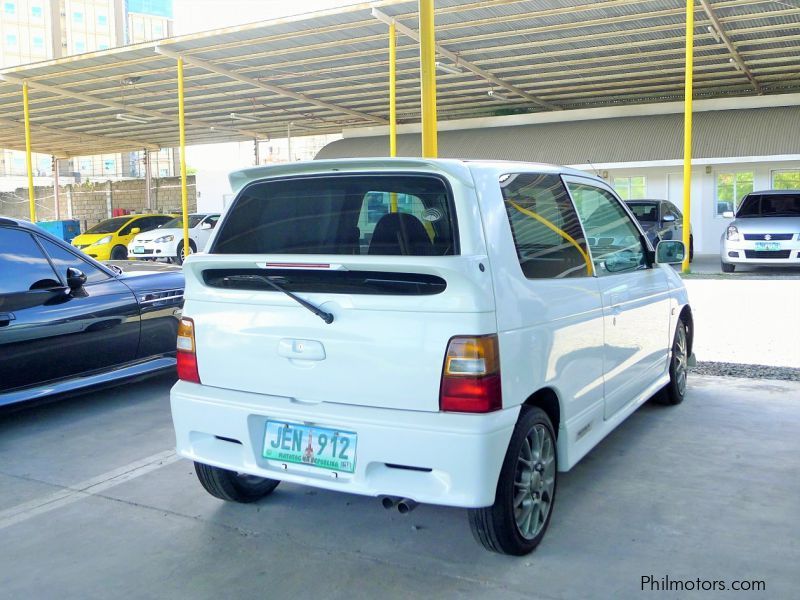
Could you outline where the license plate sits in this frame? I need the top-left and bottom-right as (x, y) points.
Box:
(263, 420), (357, 473)
(754, 242), (781, 251)
(133, 246), (145, 253)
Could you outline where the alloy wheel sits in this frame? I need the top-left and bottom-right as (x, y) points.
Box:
(513, 424), (556, 540)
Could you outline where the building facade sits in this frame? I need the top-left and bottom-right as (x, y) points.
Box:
(0, 0), (174, 183)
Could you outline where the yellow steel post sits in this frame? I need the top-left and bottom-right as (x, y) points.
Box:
(22, 81), (36, 223)
(389, 21), (397, 159)
(177, 56), (190, 262)
(389, 21), (398, 213)
(418, 0), (438, 158)
(682, 0), (694, 273)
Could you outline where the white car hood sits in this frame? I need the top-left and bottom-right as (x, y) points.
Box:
(131, 227), (187, 243)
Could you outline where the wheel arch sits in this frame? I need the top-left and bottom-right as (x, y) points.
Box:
(522, 387), (561, 438)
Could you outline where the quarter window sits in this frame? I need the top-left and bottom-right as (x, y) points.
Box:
(716, 172), (753, 216)
(500, 173), (591, 279)
(0, 228), (60, 294)
(568, 182), (647, 276)
(612, 176), (646, 200)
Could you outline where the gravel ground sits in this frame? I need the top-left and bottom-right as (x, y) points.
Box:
(693, 361), (800, 382)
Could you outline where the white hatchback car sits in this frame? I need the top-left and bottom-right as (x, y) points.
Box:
(128, 213), (220, 264)
(170, 159), (694, 555)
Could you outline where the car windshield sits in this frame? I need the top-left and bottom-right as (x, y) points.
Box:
(162, 215), (205, 229)
(737, 193), (800, 217)
(212, 174), (458, 256)
(85, 216), (133, 234)
(626, 202), (659, 222)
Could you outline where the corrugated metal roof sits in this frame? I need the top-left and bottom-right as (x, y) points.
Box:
(316, 106), (800, 163)
(0, 0), (798, 157)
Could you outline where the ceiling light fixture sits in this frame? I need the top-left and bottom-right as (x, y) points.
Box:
(436, 61), (462, 75)
(121, 76), (142, 86)
(487, 89), (510, 101)
(115, 113), (149, 124)
(229, 112), (259, 123)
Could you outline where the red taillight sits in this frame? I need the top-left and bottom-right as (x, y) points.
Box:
(176, 318), (201, 383)
(439, 335), (502, 413)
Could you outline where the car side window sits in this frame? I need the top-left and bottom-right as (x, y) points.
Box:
(567, 182), (648, 276)
(0, 228), (61, 294)
(38, 236), (110, 284)
(500, 173), (592, 279)
(205, 215), (220, 229)
(118, 219), (138, 235)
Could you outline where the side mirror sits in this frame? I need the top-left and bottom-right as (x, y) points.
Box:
(655, 240), (686, 265)
(200, 222), (212, 230)
(66, 267), (87, 291)
(130, 227), (141, 235)
(722, 211), (735, 219)
(661, 214), (676, 223)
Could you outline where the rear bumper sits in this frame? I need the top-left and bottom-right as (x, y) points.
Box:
(170, 381), (519, 508)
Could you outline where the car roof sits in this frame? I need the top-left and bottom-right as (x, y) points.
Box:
(625, 199), (665, 203)
(228, 157), (595, 193)
(746, 189), (800, 195)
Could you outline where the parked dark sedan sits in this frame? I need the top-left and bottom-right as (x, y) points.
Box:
(0, 217), (183, 406)
(625, 199), (694, 261)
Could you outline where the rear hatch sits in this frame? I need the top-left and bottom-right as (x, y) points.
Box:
(184, 167), (495, 412)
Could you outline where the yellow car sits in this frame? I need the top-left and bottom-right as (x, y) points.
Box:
(72, 214), (176, 260)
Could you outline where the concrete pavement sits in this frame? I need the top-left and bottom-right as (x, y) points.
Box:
(1, 374), (798, 599)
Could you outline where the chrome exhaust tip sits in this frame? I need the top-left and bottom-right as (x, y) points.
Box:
(397, 498), (418, 514)
(380, 495), (400, 510)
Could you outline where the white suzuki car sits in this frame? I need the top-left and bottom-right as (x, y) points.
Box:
(128, 213), (220, 264)
(171, 159), (693, 555)
(720, 190), (800, 272)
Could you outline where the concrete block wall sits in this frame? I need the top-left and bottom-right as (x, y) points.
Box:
(0, 176), (196, 231)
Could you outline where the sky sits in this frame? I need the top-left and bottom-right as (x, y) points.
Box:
(172, 1), (360, 173)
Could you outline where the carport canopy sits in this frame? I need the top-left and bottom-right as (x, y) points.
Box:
(0, 0), (799, 159)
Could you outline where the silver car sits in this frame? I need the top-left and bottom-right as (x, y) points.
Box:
(720, 190), (800, 272)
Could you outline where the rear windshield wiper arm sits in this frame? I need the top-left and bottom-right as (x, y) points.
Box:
(224, 274), (334, 324)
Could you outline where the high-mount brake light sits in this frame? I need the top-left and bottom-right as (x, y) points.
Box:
(439, 335), (502, 413)
(176, 317), (201, 383)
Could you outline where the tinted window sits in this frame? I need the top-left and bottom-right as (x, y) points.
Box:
(85, 217), (131, 234)
(38, 237), (109, 284)
(213, 175), (457, 256)
(568, 182), (647, 276)
(163, 215), (205, 229)
(737, 193), (800, 217)
(627, 202), (659, 222)
(500, 173), (591, 279)
(0, 228), (60, 294)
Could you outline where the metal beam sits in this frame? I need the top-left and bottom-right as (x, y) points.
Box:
(372, 8), (561, 111)
(0, 73), (263, 139)
(154, 45), (387, 125)
(699, 0), (763, 94)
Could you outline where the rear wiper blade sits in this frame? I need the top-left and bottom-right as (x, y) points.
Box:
(223, 274), (334, 324)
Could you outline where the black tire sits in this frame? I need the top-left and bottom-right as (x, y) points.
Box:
(721, 261), (735, 273)
(469, 406), (557, 555)
(175, 240), (196, 265)
(110, 245), (127, 260)
(656, 319), (689, 405)
(194, 461), (280, 503)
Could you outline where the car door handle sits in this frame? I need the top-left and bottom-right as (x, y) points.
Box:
(0, 312), (16, 327)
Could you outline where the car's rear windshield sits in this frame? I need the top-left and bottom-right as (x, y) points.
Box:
(737, 193), (800, 217)
(85, 216), (132, 234)
(212, 174), (458, 256)
(626, 202), (659, 221)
